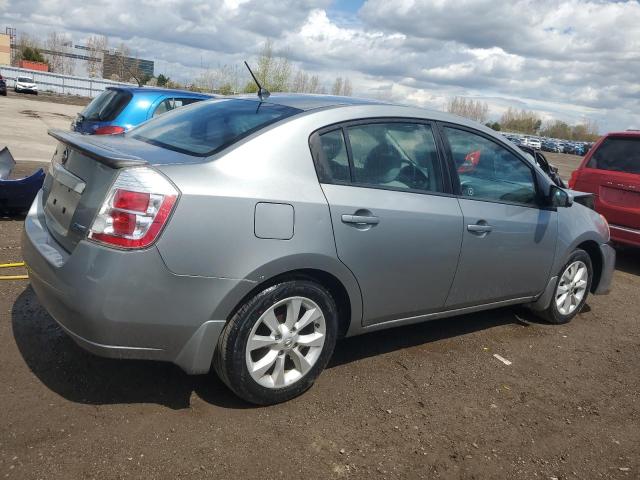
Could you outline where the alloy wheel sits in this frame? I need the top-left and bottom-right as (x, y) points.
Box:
(555, 260), (588, 316)
(245, 296), (326, 389)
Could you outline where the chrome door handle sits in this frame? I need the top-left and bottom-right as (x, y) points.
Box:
(467, 224), (493, 233)
(341, 214), (380, 225)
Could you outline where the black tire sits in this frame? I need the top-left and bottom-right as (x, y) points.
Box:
(214, 278), (338, 405)
(540, 249), (593, 324)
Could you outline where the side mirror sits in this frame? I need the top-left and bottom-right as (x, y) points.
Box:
(550, 185), (573, 208)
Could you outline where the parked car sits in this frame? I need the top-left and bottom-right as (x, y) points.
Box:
(0, 75), (6, 97)
(569, 131), (640, 247)
(71, 86), (213, 135)
(15, 76), (38, 95)
(23, 95), (615, 405)
(524, 137), (542, 150)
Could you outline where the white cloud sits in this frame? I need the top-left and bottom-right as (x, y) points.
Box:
(1, 0), (639, 130)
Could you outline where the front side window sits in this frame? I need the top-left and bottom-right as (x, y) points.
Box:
(132, 98), (301, 157)
(587, 137), (640, 174)
(345, 122), (444, 192)
(444, 127), (537, 205)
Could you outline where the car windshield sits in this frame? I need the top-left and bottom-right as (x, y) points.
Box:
(131, 98), (302, 156)
(587, 137), (640, 174)
(81, 89), (132, 122)
(17, 77), (33, 83)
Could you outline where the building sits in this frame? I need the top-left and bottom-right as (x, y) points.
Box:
(102, 52), (154, 81)
(0, 33), (10, 65)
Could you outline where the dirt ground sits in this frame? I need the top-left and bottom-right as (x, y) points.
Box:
(0, 162), (638, 480)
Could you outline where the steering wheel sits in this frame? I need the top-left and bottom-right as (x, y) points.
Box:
(396, 160), (429, 190)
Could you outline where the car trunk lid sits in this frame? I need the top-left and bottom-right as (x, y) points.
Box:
(42, 130), (147, 252)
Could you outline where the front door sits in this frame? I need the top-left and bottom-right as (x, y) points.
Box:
(440, 125), (557, 308)
(311, 122), (464, 326)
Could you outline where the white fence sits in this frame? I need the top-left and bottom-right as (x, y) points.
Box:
(0, 66), (133, 98)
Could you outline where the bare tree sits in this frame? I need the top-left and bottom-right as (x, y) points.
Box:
(446, 97), (489, 123)
(195, 64), (240, 94)
(86, 35), (108, 78)
(331, 77), (352, 96)
(290, 69), (323, 94)
(112, 43), (149, 86)
(500, 107), (542, 134)
(45, 32), (75, 75)
(331, 77), (343, 95)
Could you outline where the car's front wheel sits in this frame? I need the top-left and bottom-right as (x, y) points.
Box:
(214, 278), (338, 405)
(541, 249), (593, 324)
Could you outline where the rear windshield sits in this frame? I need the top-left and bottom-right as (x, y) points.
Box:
(131, 98), (302, 156)
(587, 137), (640, 174)
(17, 77), (33, 82)
(82, 89), (132, 122)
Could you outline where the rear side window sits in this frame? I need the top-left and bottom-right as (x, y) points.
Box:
(313, 122), (445, 193)
(587, 137), (640, 174)
(346, 123), (444, 192)
(317, 130), (350, 183)
(82, 89), (132, 122)
(153, 97), (204, 118)
(132, 98), (301, 156)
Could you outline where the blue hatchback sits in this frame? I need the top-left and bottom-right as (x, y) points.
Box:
(71, 86), (213, 135)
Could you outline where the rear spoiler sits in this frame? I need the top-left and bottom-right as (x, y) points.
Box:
(48, 129), (147, 169)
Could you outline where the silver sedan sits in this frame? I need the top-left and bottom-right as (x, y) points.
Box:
(23, 94), (614, 404)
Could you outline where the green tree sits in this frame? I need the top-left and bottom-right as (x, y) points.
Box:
(156, 74), (170, 87)
(22, 46), (46, 63)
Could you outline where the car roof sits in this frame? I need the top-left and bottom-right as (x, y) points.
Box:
(234, 93), (389, 111)
(605, 130), (640, 137)
(107, 86), (213, 97)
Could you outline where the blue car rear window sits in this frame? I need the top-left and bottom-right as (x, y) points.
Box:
(82, 89), (132, 122)
(131, 98), (302, 157)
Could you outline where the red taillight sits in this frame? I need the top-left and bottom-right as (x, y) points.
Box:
(88, 168), (179, 249)
(568, 170), (580, 189)
(94, 125), (125, 135)
(113, 190), (150, 212)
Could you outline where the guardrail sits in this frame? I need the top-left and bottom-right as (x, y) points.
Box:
(0, 66), (133, 98)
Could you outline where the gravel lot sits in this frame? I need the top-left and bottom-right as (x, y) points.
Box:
(0, 94), (638, 479)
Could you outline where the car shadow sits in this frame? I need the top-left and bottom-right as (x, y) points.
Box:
(330, 306), (541, 368)
(12, 286), (543, 410)
(614, 246), (640, 276)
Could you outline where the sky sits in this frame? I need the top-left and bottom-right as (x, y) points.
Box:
(1, 0), (640, 132)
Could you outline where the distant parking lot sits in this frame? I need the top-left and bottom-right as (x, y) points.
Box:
(0, 92), (86, 163)
(0, 93), (638, 479)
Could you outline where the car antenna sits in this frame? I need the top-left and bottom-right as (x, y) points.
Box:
(244, 61), (270, 101)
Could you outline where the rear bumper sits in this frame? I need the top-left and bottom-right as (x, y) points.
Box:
(610, 224), (640, 248)
(21, 191), (255, 373)
(594, 243), (616, 295)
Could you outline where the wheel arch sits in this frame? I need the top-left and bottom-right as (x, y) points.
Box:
(213, 254), (363, 339)
(575, 239), (603, 293)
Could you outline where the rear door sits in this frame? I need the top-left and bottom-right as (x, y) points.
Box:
(577, 136), (640, 230)
(440, 125), (557, 308)
(311, 120), (463, 326)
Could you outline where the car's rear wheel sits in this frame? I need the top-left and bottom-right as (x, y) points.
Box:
(214, 279), (338, 405)
(541, 249), (592, 324)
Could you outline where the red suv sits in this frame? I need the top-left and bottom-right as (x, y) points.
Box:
(569, 131), (640, 247)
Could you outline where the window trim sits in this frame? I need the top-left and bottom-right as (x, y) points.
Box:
(309, 117), (454, 196)
(435, 121), (547, 210)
